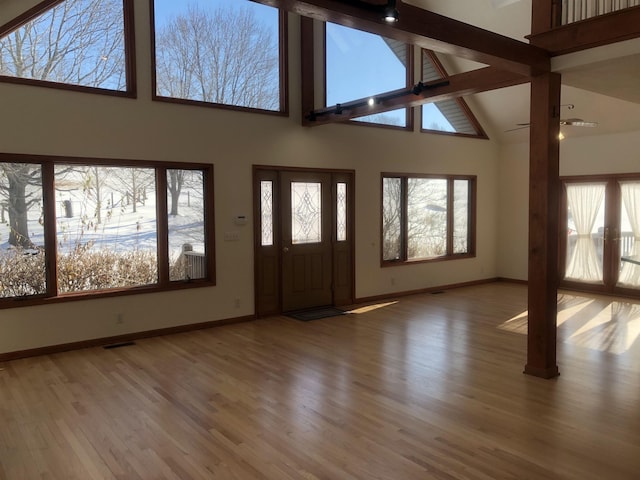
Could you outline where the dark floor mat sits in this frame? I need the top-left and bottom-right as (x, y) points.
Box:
(287, 307), (347, 321)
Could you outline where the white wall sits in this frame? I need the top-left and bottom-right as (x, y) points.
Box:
(0, 6), (501, 354)
(0, 0), (42, 26)
(497, 130), (640, 281)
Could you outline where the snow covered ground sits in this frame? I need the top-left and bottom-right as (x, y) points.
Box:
(1, 168), (206, 261)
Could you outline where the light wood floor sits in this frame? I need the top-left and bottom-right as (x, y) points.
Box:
(1, 282), (640, 479)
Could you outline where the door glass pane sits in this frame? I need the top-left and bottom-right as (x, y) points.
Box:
(407, 178), (447, 259)
(453, 179), (469, 254)
(261, 180), (274, 246)
(382, 177), (402, 261)
(168, 169), (206, 281)
(55, 165), (158, 293)
(565, 182), (606, 283)
(0, 163), (46, 298)
(291, 182), (322, 244)
(617, 181), (640, 288)
(337, 182), (347, 242)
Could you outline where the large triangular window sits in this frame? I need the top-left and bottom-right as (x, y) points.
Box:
(0, 0), (132, 94)
(325, 23), (411, 129)
(421, 50), (487, 138)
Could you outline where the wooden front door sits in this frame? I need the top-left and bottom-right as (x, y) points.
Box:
(281, 171), (332, 311)
(254, 167), (354, 316)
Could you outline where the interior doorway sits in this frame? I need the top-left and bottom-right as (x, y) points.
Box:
(560, 175), (640, 297)
(253, 166), (355, 316)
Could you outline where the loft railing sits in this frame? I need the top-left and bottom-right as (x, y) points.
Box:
(559, 0), (640, 25)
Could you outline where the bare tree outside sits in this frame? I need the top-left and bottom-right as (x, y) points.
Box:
(0, 164), (42, 248)
(168, 170), (186, 216)
(407, 178), (448, 259)
(382, 177), (471, 262)
(155, 3), (280, 110)
(355, 111), (406, 127)
(382, 177), (402, 261)
(110, 168), (155, 214)
(0, 0), (126, 89)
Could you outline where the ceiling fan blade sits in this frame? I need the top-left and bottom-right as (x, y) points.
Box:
(560, 118), (598, 127)
(504, 125), (530, 132)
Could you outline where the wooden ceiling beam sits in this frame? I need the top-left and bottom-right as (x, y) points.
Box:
(528, 6), (640, 55)
(303, 66), (528, 126)
(254, 0), (550, 76)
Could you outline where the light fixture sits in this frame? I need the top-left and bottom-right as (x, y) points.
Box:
(558, 131), (565, 140)
(383, 0), (399, 22)
(367, 97), (375, 106)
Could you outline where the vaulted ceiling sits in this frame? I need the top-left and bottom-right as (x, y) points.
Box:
(410, 0), (640, 144)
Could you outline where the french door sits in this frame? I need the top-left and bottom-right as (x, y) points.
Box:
(254, 167), (354, 315)
(560, 176), (640, 296)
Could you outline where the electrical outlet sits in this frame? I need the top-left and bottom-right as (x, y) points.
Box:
(234, 298), (241, 308)
(390, 277), (396, 286)
(116, 313), (124, 325)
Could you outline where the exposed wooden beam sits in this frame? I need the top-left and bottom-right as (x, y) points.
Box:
(524, 72), (561, 380)
(303, 67), (528, 126)
(254, 0), (550, 76)
(528, 5), (640, 55)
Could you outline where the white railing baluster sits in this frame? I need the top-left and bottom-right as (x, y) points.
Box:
(560, 0), (638, 24)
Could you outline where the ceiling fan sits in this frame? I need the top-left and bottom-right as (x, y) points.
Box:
(505, 103), (598, 132)
(505, 118), (599, 132)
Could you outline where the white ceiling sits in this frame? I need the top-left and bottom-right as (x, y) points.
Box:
(408, 0), (640, 143)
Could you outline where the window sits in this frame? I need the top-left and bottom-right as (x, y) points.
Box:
(420, 50), (487, 138)
(152, 0), (286, 113)
(325, 23), (411, 128)
(0, 155), (214, 306)
(0, 0), (134, 95)
(381, 173), (475, 264)
(168, 169), (208, 282)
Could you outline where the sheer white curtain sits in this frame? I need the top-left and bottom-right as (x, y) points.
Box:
(565, 183), (605, 282)
(618, 182), (640, 286)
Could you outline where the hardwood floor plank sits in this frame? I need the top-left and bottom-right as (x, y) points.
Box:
(1, 283), (639, 479)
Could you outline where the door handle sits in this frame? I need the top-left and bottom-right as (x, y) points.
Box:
(283, 247), (290, 253)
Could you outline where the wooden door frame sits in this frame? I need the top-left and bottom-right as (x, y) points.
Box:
(253, 165), (356, 317)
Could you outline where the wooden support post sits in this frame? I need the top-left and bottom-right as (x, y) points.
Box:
(300, 16), (315, 125)
(525, 72), (561, 379)
(531, 0), (560, 34)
